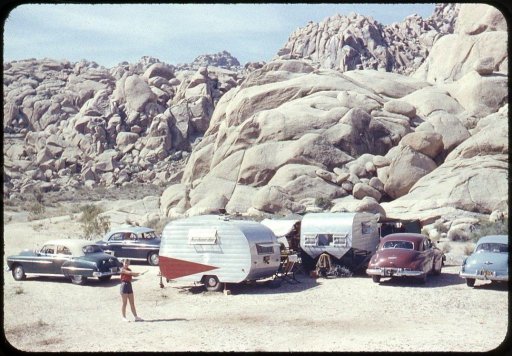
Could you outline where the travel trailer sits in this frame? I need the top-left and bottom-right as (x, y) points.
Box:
(299, 212), (380, 272)
(159, 215), (281, 291)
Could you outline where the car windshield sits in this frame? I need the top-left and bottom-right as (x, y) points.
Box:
(82, 245), (103, 254)
(382, 240), (414, 250)
(475, 242), (508, 253)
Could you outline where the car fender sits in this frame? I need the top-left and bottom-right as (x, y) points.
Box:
(61, 259), (97, 277)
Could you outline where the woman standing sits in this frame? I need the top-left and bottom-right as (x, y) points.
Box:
(120, 259), (144, 322)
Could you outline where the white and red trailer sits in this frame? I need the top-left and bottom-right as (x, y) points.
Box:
(159, 215), (281, 291)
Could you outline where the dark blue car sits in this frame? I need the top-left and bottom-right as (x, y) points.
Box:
(96, 226), (161, 266)
(6, 239), (122, 285)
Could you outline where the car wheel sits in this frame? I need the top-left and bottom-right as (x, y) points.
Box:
(70, 275), (87, 285)
(466, 278), (476, 287)
(418, 273), (427, 284)
(147, 252), (159, 266)
(98, 275), (112, 282)
(372, 275), (381, 283)
(203, 275), (223, 292)
(433, 260), (442, 276)
(12, 265), (26, 281)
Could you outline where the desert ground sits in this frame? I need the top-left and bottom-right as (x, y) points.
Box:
(2, 198), (509, 352)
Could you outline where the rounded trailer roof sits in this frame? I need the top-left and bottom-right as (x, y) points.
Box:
(165, 215), (277, 240)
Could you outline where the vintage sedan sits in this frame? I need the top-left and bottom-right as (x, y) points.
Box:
(96, 226), (161, 266)
(366, 233), (444, 284)
(6, 239), (122, 285)
(460, 235), (508, 287)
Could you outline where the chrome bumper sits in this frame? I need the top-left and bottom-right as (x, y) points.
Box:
(93, 268), (120, 277)
(366, 267), (424, 277)
(459, 271), (508, 282)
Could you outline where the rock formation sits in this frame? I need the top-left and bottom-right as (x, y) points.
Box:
(3, 4), (508, 229)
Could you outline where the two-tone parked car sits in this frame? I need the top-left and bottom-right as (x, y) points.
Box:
(96, 226), (161, 266)
(6, 239), (122, 285)
(460, 235), (508, 287)
(366, 233), (444, 284)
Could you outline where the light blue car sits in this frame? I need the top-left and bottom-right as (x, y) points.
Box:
(460, 235), (508, 287)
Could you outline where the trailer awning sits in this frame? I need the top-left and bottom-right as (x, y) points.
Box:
(261, 219), (300, 237)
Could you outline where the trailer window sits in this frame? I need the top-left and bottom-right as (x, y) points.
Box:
(332, 234), (348, 247)
(304, 235), (317, 246)
(361, 222), (375, 234)
(188, 229), (218, 245)
(256, 244), (274, 255)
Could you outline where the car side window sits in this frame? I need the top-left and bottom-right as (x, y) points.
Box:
(123, 233), (136, 241)
(56, 245), (71, 255)
(41, 245), (56, 254)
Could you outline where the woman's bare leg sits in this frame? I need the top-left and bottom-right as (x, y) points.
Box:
(121, 294), (128, 318)
(128, 293), (138, 317)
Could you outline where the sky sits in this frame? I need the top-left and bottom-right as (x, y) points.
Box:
(3, 3), (436, 68)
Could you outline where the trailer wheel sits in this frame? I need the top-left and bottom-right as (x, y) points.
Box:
(372, 275), (381, 283)
(203, 275), (223, 292)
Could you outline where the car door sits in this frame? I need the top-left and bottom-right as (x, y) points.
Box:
(36, 244), (59, 274)
(54, 244), (73, 274)
(120, 232), (139, 259)
(104, 232), (124, 257)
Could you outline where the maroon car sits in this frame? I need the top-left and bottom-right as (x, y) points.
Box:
(366, 233), (444, 284)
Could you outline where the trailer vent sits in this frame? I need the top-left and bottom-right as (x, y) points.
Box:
(188, 228), (218, 245)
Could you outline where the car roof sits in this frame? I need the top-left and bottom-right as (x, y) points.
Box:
(106, 226), (155, 235)
(476, 235), (508, 245)
(380, 233), (426, 243)
(43, 239), (98, 255)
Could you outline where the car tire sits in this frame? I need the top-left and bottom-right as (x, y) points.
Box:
(203, 275), (223, 292)
(70, 275), (87, 285)
(12, 265), (26, 281)
(147, 252), (159, 266)
(466, 278), (476, 287)
(418, 273), (427, 284)
(433, 260), (442, 276)
(372, 275), (381, 283)
(98, 275), (112, 282)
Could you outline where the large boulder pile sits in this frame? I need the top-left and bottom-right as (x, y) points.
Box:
(161, 3), (508, 225)
(276, 4), (460, 75)
(3, 54), (248, 196)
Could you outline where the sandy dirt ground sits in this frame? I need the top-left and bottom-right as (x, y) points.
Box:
(2, 207), (509, 352)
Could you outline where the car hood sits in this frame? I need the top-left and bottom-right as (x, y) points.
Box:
(465, 252), (508, 269)
(370, 249), (419, 267)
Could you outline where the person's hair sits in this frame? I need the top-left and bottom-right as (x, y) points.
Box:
(123, 259), (130, 264)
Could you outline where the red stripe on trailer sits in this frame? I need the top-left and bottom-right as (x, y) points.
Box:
(159, 255), (219, 279)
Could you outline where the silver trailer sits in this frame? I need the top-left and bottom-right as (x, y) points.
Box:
(159, 215), (281, 291)
(299, 212), (380, 272)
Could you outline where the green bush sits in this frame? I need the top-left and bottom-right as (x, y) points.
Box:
(469, 218), (508, 242)
(315, 197), (333, 210)
(78, 204), (111, 240)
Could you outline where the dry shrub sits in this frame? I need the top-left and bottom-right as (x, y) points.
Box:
(27, 202), (46, 221)
(441, 242), (452, 254)
(463, 243), (475, 256)
(144, 217), (172, 235)
(447, 228), (471, 242)
(78, 204), (111, 239)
